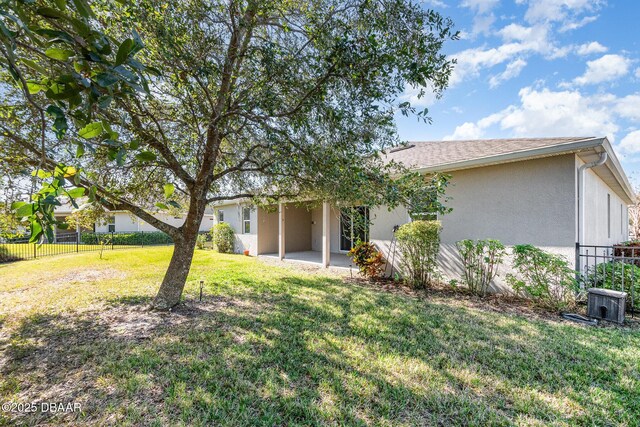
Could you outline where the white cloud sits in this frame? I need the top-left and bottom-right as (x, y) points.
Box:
(576, 41), (608, 56)
(461, 0), (499, 14)
(615, 94), (640, 120)
(461, 0), (500, 36)
(559, 15), (599, 32)
(446, 86), (619, 140)
(399, 83), (438, 108)
(444, 122), (484, 140)
(450, 24), (557, 86)
(489, 58), (528, 88)
(424, 0), (448, 7)
(620, 130), (640, 154)
(519, 0), (603, 24)
(572, 54), (630, 86)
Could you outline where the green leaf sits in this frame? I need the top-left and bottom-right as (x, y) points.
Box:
(76, 142), (85, 157)
(36, 7), (67, 19)
(16, 203), (35, 217)
(78, 122), (103, 139)
(21, 58), (47, 74)
(168, 200), (181, 209)
(45, 47), (74, 61)
(155, 202), (169, 210)
(31, 169), (52, 179)
(29, 221), (43, 243)
(115, 38), (134, 66)
(135, 151), (157, 162)
(94, 72), (119, 87)
(10, 201), (27, 210)
(66, 187), (85, 198)
(26, 82), (46, 94)
(163, 183), (175, 199)
(71, 0), (95, 19)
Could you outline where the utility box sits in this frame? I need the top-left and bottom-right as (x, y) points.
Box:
(587, 288), (626, 324)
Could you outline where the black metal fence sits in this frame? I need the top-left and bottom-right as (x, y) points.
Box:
(0, 231), (173, 263)
(576, 243), (639, 316)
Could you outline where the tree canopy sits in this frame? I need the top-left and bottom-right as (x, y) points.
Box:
(0, 0), (457, 308)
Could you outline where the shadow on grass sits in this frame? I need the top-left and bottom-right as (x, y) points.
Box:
(1, 273), (639, 426)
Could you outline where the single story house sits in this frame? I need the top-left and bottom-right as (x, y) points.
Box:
(213, 137), (635, 290)
(53, 206), (214, 235)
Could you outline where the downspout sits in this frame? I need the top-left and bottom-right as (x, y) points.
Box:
(576, 152), (608, 271)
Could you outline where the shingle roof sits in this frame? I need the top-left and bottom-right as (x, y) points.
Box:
(383, 136), (598, 171)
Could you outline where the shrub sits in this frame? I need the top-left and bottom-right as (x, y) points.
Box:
(196, 234), (207, 250)
(0, 245), (20, 263)
(395, 220), (441, 288)
(456, 239), (506, 296)
(80, 231), (172, 245)
(584, 262), (640, 307)
(210, 223), (235, 253)
(507, 245), (578, 311)
(348, 241), (385, 279)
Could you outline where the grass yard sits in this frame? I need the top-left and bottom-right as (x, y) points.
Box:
(0, 247), (639, 426)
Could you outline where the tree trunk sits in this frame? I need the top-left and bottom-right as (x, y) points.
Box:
(152, 228), (199, 310)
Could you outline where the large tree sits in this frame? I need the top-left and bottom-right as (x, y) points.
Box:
(0, 0), (456, 309)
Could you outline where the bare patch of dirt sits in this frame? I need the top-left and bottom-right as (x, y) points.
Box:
(52, 268), (128, 286)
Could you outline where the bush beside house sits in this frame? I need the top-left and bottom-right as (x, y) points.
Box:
(395, 220), (441, 288)
(456, 239), (506, 296)
(210, 223), (235, 253)
(507, 244), (579, 311)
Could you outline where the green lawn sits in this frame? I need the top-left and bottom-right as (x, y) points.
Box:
(0, 248), (638, 426)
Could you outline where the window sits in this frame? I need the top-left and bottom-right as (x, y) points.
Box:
(242, 207), (251, 234)
(217, 210), (224, 223)
(107, 216), (116, 233)
(607, 193), (611, 238)
(339, 206), (369, 251)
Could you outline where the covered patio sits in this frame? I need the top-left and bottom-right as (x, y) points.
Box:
(257, 201), (347, 268)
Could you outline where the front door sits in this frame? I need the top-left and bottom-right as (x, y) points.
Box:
(339, 206), (369, 251)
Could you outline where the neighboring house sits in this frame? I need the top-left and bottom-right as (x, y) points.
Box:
(213, 137), (634, 290)
(54, 206), (214, 235)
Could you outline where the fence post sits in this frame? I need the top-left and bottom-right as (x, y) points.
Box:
(111, 231), (115, 250)
(575, 242), (581, 289)
(76, 232), (79, 253)
(141, 230), (144, 248)
(33, 242), (37, 259)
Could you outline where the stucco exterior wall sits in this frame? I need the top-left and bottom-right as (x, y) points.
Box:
(94, 212), (213, 233)
(257, 208), (279, 254)
(284, 205), (313, 252)
(370, 155), (578, 291)
(213, 203), (258, 255)
(580, 157), (629, 246)
(440, 154), (576, 247)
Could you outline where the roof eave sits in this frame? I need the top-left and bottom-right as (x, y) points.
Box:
(412, 137), (605, 175)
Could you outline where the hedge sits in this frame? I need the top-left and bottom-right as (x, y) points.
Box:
(80, 231), (173, 245)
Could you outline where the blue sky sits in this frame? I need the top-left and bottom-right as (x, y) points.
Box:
(395, 0), (640, 184)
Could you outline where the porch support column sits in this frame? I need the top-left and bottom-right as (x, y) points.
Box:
(322, 201), (331, 268)
(278, 203), (285, 260)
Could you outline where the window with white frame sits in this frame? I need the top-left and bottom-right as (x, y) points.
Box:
(242, 207), (251, 234)
(107, 216), (116, 233)
(217, 210), (224, 223)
